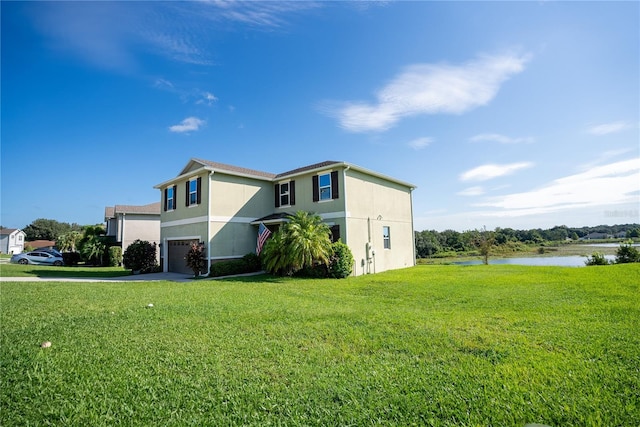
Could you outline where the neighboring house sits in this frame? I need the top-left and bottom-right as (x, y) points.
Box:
(154, 158), (416, 276)
(580, 232), (613, 240)
(104, 202), (161, 256)
(25, 240), (57, 250)
(0, 228), (26, 254)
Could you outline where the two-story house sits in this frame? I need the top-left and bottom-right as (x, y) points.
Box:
(0, 228), (26, 254)
(154, 159), (416, 276)
(104, 202), (161, 257)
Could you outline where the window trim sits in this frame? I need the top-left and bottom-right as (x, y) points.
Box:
(313, 171), (339, 202)
(185, 177), (202, 207)
(383, 226), (391, 249)
(319, 173), (332, 201)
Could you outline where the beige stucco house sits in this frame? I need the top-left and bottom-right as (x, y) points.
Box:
(104, 202), (161, 256)
(154, 158), (416, 276)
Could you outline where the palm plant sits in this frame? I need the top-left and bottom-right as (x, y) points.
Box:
(284, 211), (332, 271)
(261, 211), (333, 276)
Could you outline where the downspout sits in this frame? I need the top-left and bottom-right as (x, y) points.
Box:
(410, 187), (416, 266)
(120, 213), (126, 246)
(342, 165), (352, 275)
(207, 171), (214, 273)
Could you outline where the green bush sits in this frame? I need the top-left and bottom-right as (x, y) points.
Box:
(123, 240), (158, 273)
(108, 246), (122, 267)
(209, 253), (262, 278)
(294, 241), (354, 279)
(615, 241), (640, 264)
(328, 241), (354, 278)
(585, 252), (610, 266)
(62, 252), (81, 266)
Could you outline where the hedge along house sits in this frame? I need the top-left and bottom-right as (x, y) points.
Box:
(154, 158), (416, 276)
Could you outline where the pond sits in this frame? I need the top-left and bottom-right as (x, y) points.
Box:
(453, 255), (617, 267)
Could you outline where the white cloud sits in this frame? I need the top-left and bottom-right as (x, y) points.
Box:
(469, 133), (534, 144)
(460, 162), (534, 182)
(197, 92), (218, 106)
(408, 137), (432, 150)
(475, 158), (640, 217)
(587, 121), (631, 135)
(457, 186), (485, 196)
(327, 52), (531, 132)
(169, 117), (205, 133)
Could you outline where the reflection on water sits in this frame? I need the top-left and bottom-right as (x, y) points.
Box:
(454, 255), (617, 267)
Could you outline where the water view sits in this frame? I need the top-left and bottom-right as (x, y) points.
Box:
(453, 243), (638, 267)
(454, 255), (616, 267)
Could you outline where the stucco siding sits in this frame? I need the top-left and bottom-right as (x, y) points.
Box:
(121, 215), (161, 251)
(210, 173), (273, 218)
(344, 169), (415, 275)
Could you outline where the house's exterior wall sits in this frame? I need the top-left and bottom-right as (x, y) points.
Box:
(208, 173), (273, 259)
(0, 230), (25, 254)
(344, 169), (415, 275)
(121, 214), (161, 251)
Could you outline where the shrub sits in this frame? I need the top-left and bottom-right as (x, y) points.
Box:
(108, 246), (122, 267)
(294, 241), (354, 279)
(209, 253), (262, 278)
(585, 252), (610, 266)
(328, 241), (354, 278)
(62, 252), (81, 266)
(615, 241), (640, 264)
(185, 242), (207, 277)
(123, 240), (158, 273)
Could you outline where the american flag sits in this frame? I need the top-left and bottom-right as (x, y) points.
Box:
(256, 222), (271, 255)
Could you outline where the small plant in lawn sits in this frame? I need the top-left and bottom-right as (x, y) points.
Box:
(122, 240), (158, 273)
(185, 242), (207, 277)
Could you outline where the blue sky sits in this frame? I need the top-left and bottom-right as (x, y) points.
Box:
(2, 1), (638, 232)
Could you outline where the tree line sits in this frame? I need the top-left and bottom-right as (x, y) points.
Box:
(415, 224), (640, 258)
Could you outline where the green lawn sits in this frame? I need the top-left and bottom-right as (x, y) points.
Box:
(0, 263), (132, 278)
(2, 265), (639, 426)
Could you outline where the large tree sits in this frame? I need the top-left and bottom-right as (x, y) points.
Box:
(23, 219), (81, 241)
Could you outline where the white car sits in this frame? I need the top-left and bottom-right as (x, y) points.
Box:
(10, 251), (64, 266)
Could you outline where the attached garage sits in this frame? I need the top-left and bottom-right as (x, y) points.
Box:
(167, 239), (198, 274)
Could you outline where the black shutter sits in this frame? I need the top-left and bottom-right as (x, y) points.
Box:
(196, 177), (202, 205)
(173, 185), (177, 210)
(185, 181), (190, 207)
(331, 171), (339, 199)
(290, 180), (296, 206)
(331, 225), (340, 243)
(312, 175), (319, 202)
(274, 184), (280, 208)
(164, 188), (168, 211)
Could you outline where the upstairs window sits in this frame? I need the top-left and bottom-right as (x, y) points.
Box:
(383, 226), (391, 249)
(312, 171), (339, 202)
(319, 173), (331, 200)
(275, 181), (295, 208)
(185, 177), (202, 207)
(164, 185), (177, 211)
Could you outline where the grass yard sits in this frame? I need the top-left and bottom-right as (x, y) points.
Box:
(0, 263), (132, 278)
(2, 264), (639, 426)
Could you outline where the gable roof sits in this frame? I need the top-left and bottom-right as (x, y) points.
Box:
(105, 202), (161, 219)
(156, 158), (416, 189)
(0, 228), (22, 236)
(187, 158), (276, 179)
